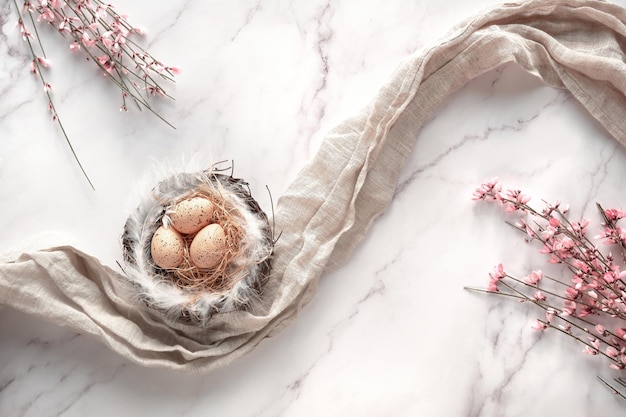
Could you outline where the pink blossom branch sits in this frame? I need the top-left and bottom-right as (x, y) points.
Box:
(475, 181), (626, 315)
(14, 0), (180, 188)
(474, 277), (626, 368)
(13, 0), (94, 190)
(480, 271), (626, 347)
(25, 0), (178, 126)
(463, 286), (526, 300)
(539, 318), (622, 365)
(471, 178), (626, 398)
(597, 376), (626, 401)
(597, 203), (626, 265)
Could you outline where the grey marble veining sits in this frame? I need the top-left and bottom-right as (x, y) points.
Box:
(1, 0), (626, 416)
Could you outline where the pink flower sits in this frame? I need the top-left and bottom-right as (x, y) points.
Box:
(37, 7), (56, 23)
(565, 287), (578, 300)
(539, 244), (552, 255)
(582, 345), (598, 355)
(166, 66), (182, 75)
(516, 219), (536, 238)
(605, 208), (626, 221)
(616, 328), (626, 340)
(472, 178), (501, 201)
(58, 18), (71, 34)
(81, 33), (97, 48)
(589, 338), (601, 350)
(570, 218), (590, 237)
(505, 189), (531, 206)
(577, 305), (592, 318)
(595, 324), (607, 336)
(505, 201), (524, 212)
(596, 227), (622, 245)
(111, 20), (130, 37)
(541, 248), (561, 263)
(524, 270), (543, 285)
(561, 300), (576, 316)
(486, 264), (506, 292)
(542, 201), (561, 217)
(571, 259), (589, 273)
(147, 63), (161, 75)
(146, 85), (164, 96)
(69, 42), (81, 53)
(503, 202), (516, 212)
(96, 55), (115, 74)
(549, 217), (561, 228)
(37, 56), (51, 68)
(95, 4), (111, 18)
(101, 36), (114, 51)
(114, 32), (127, 44)
(17, 19), (33, 41)
(533, 290), (546, 301)
(544, 236), (575, 260)
(602, 269), (620, 284)
(606, 346), (619, 358)
(571, 276), (585, 290)
(554, 236), (575, 251)
(489, 263), (506, 281)
(541, 226), (557, 241)
(517, 192), (530, 204)
(531, 320), (547, 331)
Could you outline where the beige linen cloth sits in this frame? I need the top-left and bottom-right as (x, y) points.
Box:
(2, 0), (626, 373)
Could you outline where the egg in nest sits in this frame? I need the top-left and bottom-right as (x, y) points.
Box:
(150, 226), (186, 268)
(169, 196), (214, 234)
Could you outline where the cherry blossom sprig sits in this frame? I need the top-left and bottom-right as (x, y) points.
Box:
(13, 0), (180, 189)
(15, 0), (95, 189)
(468, 178), (626, 401)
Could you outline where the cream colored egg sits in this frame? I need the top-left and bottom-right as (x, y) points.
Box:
(169, 197), (215, 235)
(150, 226), (185, 269)
(189, 223), (226, 269)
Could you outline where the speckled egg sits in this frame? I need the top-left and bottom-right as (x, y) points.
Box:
(150, 226), (186, 269)
(169, 197), (215, 235)
(189, 223), (226, 269)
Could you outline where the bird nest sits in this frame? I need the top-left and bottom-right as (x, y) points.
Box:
(121, 167), (274, 323)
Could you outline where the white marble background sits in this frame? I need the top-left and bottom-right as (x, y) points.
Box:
(1, 0), (626, 415)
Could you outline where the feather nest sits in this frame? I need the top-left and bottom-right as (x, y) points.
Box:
(121, 164), (273, 324)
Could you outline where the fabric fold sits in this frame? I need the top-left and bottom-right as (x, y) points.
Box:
(2, 0), (626, 373)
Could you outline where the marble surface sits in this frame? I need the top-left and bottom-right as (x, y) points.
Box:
(1, 0), (626, 415)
